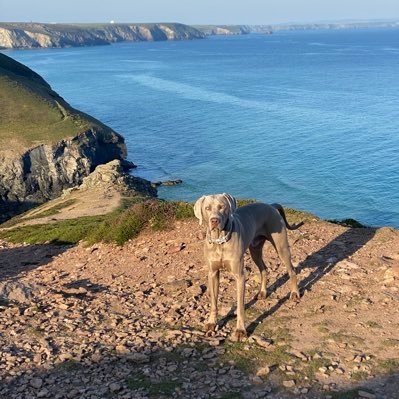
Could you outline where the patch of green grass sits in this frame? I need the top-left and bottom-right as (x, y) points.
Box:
(301, 357), (330, 380)
(0, 74), (92, 149)
(285, 207), (317, 224)
(119, 196), (149, 210)
(237, 199), (257, 207)
(351, 371), (369, 382)
(126, 372), (181, 396)
(327, 330), (362, 345)
(0, 199), (195, 246)
(0, 215), (105, 245)
(365, 320), (382, 329)
(173, 201), (195, 219)
(378, 358), (399, 374)
(382, 338), (399, 347)
(2, 199), (78, 228)
(330, 390), (359, 399)
(221, 342), (291, 374)
(30, 199), (77, 218)
(328, 218), (367, 228)
(57, 359), (81, 371)
(257, 325), (293, 344)
(318, 325), (330, 334)
(86, 200), (193, 246)
(26, 327), (45, 338)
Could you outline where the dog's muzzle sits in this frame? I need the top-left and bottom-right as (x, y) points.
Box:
(210, 217), (220, 230)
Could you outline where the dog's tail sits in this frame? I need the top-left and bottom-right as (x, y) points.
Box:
(271, 203), (304, 230)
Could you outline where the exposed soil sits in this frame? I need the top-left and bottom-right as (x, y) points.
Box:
(0, 217), (398, 399)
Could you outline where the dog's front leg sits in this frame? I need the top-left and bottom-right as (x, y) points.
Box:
(233, 264), (247, 342)
(205, 269), (220, 335)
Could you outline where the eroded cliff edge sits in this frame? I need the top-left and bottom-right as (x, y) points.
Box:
(0, 22), (205, 49)
(0, 53), (155, 220)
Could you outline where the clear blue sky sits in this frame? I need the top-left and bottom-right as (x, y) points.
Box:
(1, 0), (398, 25)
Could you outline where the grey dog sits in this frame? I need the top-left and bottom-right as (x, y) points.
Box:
(194, 193), (303, 341)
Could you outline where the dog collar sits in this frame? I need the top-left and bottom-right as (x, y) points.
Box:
(207, 216), (234, 245)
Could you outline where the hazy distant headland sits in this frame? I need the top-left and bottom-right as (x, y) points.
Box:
(194, 19), (399, 36)
(0, 22), (205, 49)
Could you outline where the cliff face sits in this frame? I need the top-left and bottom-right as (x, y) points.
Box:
(194, 25), (252, 36)
(0, 128), (126, 205)
(0, 53), (152, 220)
(0, 22), (205, 49)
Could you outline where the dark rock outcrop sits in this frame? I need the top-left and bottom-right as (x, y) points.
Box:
(71, 159), (157, 198)
(0, 128), (126, 206)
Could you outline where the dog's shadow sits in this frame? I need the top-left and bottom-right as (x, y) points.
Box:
(218, 226), (376, 334)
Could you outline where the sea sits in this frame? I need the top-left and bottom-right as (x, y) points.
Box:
(4, 29), (399, 227)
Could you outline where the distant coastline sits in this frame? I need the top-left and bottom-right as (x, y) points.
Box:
(195, 20), (399, 36)
(1, 20), (398, 49)
(0, 22), (205, 49)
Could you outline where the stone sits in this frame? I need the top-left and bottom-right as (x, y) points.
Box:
(282, 380), (296, 388)
(251, 376), (263, 384)
(358, 391), (376, 399)
(37, 389), (49, 398)
(125, 352), (150, 363)
(249, 335), (273, 348)
(256, 366), (270, 377)
(319, 367), (328, 373)
(29, 377), (43, 389)
(109, 382), (122, 392)
(289, 349), (308, 361)
(0, 281), (34, 304)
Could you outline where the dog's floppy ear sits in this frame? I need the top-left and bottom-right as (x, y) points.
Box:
(194, 196), (206, 226)
(222, 193), (237, 215)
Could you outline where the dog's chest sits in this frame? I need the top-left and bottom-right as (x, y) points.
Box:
(206, 244), (234, 272)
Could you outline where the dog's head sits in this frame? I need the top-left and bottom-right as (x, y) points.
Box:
(194, 193), (237, 232)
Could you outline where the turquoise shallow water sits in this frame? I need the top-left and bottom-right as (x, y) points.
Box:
(4, 29), (399, 227)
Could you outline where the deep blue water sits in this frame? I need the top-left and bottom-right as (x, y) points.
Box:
(4, 29), (399, 227)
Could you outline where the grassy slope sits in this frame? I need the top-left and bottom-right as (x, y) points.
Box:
(0, 53), (110, 151)
(0, 198), (314, 246)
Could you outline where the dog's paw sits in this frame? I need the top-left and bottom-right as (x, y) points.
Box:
(289, 291), (301, 302)
(205, 323), (216, 336)
(232, 329), (247, 342)
(255, 291), (267, 300)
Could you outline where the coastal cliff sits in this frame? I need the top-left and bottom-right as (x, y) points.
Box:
(0, 22), (205, 49)
(194, 20), (399, 36)
(0, 53), (154, 220)
(194, 25), (253, 36)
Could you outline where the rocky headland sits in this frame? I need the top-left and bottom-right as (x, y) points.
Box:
(0, 22), (204, 49)
(195, 20), (399, 36)
(0, 53), (154, 221)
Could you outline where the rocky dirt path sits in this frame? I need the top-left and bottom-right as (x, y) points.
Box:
(0, 218), (398, 399)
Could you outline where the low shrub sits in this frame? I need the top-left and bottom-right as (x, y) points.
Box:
(0, 199), (195, 246)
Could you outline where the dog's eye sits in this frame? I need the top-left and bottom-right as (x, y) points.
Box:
(218, 205), (224, 210)
(205, 206), (211, 211)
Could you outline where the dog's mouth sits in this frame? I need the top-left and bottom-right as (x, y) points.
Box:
(210, 220), (222, 231)
(209, 227), (222, 239)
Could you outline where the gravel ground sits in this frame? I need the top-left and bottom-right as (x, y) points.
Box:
(0, 218), (398, 399)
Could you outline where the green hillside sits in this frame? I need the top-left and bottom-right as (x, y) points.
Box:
(0, 53), (107, 151)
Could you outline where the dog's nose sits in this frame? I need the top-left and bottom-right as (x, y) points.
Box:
(210, 217), (219, 227)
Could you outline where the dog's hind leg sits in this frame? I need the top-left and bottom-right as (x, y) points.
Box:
(271, 231), (300, 301)
(233, 262), (247, 341)
(249, 240), (267, 299)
